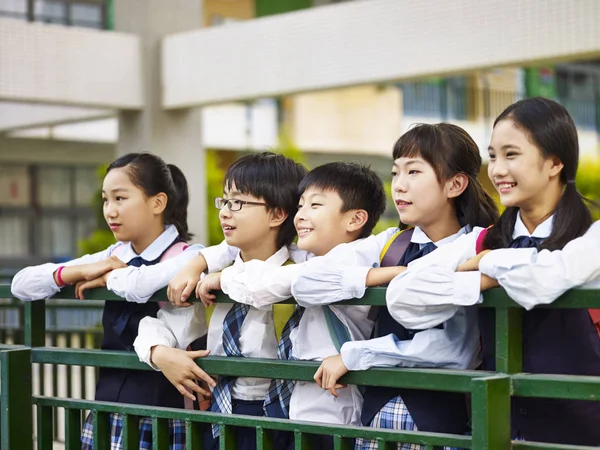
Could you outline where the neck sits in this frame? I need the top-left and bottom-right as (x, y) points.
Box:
(419, 209), (462, 244)
(314, 231), (361, 257)
(239, 238), (280, 262)
(131, 223), (165, 255)
(519, 183), (562, 234)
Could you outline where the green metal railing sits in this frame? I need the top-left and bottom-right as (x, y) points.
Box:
(1, 284), (599, 450)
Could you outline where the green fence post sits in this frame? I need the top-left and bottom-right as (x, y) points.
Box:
(0, 348), (33, 450)
(495, 308), (523, 374)
(471, 374), (511, 450)
(24, 301), (46, 347)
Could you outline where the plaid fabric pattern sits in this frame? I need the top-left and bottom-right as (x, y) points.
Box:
(263, 305), (305, 418)
(81, 411), (186, 450)
(211, 302), (251, 437)
(355, 396), (460, 450)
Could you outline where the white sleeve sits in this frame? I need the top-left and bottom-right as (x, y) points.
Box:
(480, 220), (600, 309)
(221, 262), (303, 310)
(134, 303), (207, 370)
(199, 240), (239, 273)
(386, 230), (483, 330)
(106, 245), (204, 303)
(290, 229), (398, 306)
(10, 245), (117, 301)
(340, 306), (480, 371)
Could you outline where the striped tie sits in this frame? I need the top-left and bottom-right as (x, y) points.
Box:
(210, 302), (250, 437)
(263, 305), (305, 418)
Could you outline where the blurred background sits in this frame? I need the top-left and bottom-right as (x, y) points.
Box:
(1, 0), (600, 275)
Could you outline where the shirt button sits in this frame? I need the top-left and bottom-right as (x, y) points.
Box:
(519, 408), (527, 416)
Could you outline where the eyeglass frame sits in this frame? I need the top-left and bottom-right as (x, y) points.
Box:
(214, 197), (268, 212)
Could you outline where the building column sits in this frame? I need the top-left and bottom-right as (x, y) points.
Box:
(113, 0), (207, 244)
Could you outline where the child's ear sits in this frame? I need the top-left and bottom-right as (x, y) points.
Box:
(446, 173), (469, 199)
(547, 156), (565, 179)
(347, 209), (369, 233)
(269, 208), (289, 228)
(152, 192), (168, 215)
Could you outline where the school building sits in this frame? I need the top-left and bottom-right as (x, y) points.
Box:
(1, 0), (600, 270)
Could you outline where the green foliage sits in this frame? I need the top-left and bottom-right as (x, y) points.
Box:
(206, 150), (228, 246)
(77, 164), (115, 256)
(577, 158), (600, 220)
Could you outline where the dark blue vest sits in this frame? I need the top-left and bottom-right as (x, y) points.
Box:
(480, 235), (600, 445)
(361, 242), (471, 436)
(95, 238), (206, 408)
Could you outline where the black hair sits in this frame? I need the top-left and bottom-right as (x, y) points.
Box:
(393, 123), (499, 229)
(483, 97), (592, 251)
(107, 153), (192, 241)
(224, 152), (308, 248)
(298, 162), (386, 238)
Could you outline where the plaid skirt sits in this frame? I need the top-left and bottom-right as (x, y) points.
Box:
(355, 395), (461, 450)
(80, 411), (186, 450)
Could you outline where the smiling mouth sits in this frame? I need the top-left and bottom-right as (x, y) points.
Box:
(297, 228), (313, 237)
(496, 182), (517, 191)
(395, 200), (412, 206)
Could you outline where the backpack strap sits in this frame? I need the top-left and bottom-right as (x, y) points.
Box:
(323, 306), (352, 353)
(475, 226), (492, 254)
(380, 228), (415, 267)
(273, 259), (295, 340)
(589, 309), (600, 339)
(160, 241), (189, 261)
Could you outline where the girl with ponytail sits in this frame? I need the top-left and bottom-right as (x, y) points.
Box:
(386, 97), (600, 446)
(12, 152), (205, 450)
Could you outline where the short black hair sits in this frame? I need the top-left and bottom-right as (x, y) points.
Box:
(299, 162), (386, 238)
(225, 152), (308, 248)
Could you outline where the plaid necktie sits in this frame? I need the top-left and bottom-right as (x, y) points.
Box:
(210, 302), (250, 437)
(263, 304), (305, 418)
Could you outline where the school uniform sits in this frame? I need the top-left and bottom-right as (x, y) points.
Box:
(387, 215), (600, 446)
(219, 245), (375, 450)
(291, 227), (477, 450)
(136, 246), (303, 450)
(11, 225), (202, 450)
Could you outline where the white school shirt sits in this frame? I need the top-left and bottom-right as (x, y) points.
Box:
(479, 218), (600, 307)
(385, 213), (592, 330)
(218, 244), (376, 426)
(11, 225), (187, 301)
(289, 226), (479, 373)
(135, 246), (305, 401)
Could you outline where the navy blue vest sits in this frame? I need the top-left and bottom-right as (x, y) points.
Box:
(480, 235), (600, 445)
(361, 242), (471, 437)
(95, 238), (206, 408)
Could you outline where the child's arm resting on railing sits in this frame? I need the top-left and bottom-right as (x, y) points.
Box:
(105, 244), (204, 304)
(479, 220), (600, 309)
(315, 306), (480, 396)
(134, 303), (214, 400)
(11, 244), (123, 301)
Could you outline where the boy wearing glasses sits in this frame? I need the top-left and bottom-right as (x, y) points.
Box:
(131, 152), (307, 450)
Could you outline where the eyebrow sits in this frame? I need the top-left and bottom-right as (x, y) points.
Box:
(393, 159), (425, 168)
(488, 144), (521, 151)
(300, 192), (326, 201)
(102, 188), (128, 194)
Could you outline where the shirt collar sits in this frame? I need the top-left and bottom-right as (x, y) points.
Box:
(233, 245), (291, 266)
(513, 212), (553, 239)
(411, 225), (470, 246)
(119, 224), (180, 263)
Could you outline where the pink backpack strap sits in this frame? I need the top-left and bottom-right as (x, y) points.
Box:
(160, 241), (189, 261)
(476, 227), (491, 254)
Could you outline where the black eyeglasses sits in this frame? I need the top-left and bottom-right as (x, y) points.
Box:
(214, 197), (268, 212)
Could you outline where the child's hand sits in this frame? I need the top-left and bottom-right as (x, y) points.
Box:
(481, 274), (500, 291)
(196, 273), (221, 307)
(167, 268), (201, 307)
(74, 272), (110, 300)
(150, 346), (215, 401)
(55, 256), (126, 287)
(457, 250), (491, 272)
(314, 354), (348, 398)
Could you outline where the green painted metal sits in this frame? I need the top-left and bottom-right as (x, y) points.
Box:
(470, 375), (511, 450)
(3, 283), (600, 449)
(0, 348), (33, 450)
(512, 442), (599, 450)
(494, 307), (523, 374)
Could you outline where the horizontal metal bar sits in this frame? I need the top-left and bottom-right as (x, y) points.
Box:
(511, 374), (600, 401)
(33, 396), (472, 448)
(511, 440), (599, 450)
(2, 284), (600, 308)
(29, 347), (486, 392)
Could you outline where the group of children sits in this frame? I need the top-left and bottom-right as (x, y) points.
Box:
(11, 97), (600, 450)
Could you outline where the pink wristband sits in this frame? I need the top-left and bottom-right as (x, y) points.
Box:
(56, 266), (66, 286)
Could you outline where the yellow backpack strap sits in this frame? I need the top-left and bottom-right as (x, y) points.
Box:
(273, 259), (295, 340)
(379, 227), (415, 266)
